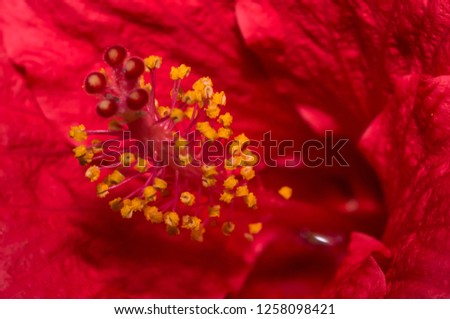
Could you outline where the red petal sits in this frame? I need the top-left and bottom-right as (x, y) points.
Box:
(360, 75), (450, 297)
(321, 232), (390, 298)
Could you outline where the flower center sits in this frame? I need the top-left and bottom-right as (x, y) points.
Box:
(69, 46), (263, 242)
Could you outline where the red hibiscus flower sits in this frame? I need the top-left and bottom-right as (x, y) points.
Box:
(0, 0), (449, 298)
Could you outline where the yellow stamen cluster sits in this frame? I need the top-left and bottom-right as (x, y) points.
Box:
(70, 49), (264, 242)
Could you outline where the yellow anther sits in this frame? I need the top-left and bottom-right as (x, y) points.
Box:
(235, 133), (250, 146)
(180, 191), (195, 206)
(248, 222), (262, 235)
(208, 205), (221, 218)
(204, 85), (213, 99)
(170, 64), (191, 80)
(244, 192), (257, 208)
(69, 124), (87, 142)
(120, 197), (144, 218)
(222, 221), (235, 236)
(220, 191), (234, 204)
(120, 152), (136, 166)
(164, 211), (180, 227)
(107, 170), (125, 185)
(143, 186), (157, 201)
(196, 122), (217, 140)
(218, 112), (233, 127)
(190, 226), (205, 242)
(217, 127), (233, 139)
(202, 165), (218, 177)
(240, 166), (255, 180)
(109, 197), (123, 211)
(236, 185), (249, 197)
(131, 197), (144, 210)
(144, 55), (162, 70)
(228, 141), (241, 156)
(175, 136), (190, 165)
(175, 135), (186, 148)
(278, 186), (293, 200)
(205, 104), (220, 118)
(153, 178), (168, 190)
(223, 175), (238, 190)
(96, 183), (109, 198)
(225, 156), (242, 170)
(78, 150), (94, 166)
(212, 91), (226, 106)
(144, 206), (163, 223)
(184, 106), (195, 119)
(120, 197), (145, 219)
(120, 200), (133, 219)
(157, 106), (171, 118)
(174, 136), (188, 148)
(73, 145), (87, 158)
(91, 139), (103, 154)
(85, 165), (101, 182)
(182, 215), (202, 230)
(135, 157), (149, 173)
(179, 153), (192, 166)
(193, 77), (213, 92)
(138, 76), (152, 91)
(192, 77), (214, 100)
(170, 108), (184, 123)
(241, 149), (259, 166)
(202, 176), (217, 188)
(182, 90), (202, 105)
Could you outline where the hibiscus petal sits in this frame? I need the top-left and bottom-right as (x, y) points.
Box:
(360, 74), (450, 297)
(236, 0), (393, 137)
(321, 232), (390, 298)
